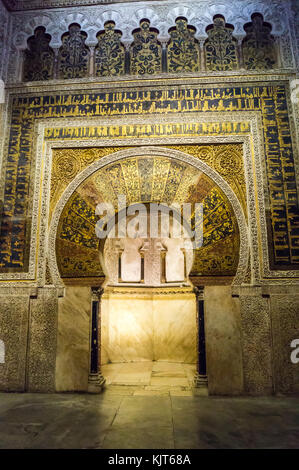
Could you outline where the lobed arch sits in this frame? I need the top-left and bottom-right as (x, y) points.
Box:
(97, 201), (196, 286)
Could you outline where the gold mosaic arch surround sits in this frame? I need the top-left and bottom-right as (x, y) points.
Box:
(0, 110), (263, 284)
(54, 149), (242, 280)
(40, 106), (298, 285)
(39, 114), (261, 287)
(50, 143), (246, 220)
(47, 146), (249, 287)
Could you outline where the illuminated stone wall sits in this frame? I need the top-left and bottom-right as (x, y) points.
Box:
(0, 0), (298, 396)
(101, 287), (197, 365)
(56, 286), (90, 392)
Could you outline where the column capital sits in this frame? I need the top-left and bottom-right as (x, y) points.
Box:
(193, 285), (204, 299)
(91, 285), (104, 300)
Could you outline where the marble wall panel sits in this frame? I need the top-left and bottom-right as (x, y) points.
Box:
(101, 292), (154, 363)
(205, 286), (243, 395)
(152, 293), (197, 363)
(55, 286), (90, 392)
(101, 289), (196, 364)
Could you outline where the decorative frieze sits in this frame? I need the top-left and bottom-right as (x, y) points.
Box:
(20, 12), (283, 81)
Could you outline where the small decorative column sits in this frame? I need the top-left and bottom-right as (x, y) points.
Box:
(0, 79), (4, 104)
(161, 40), (168, 73)
(193, 286), (208, 390)
(113, 240), (123, 283)
(89, 46), (95, 76)
(124, 42), (131, 74)
(199, 39), (206, 71)
(88, 286), (106, 393)
(141, 239), (165, 286)
(237, 37), (244, 70)
(53, 48), (60, 79)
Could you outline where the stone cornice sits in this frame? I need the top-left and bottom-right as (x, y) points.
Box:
(3, 0), (160, 11)
(4, 70), (297, 91)
(1, 0), (293, 14)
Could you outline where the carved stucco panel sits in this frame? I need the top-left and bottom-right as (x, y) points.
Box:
(27, 287), (59, 392)
(239, 291), (273, 395)
(0, 291), (30, 391)
(270, 294), (299, 394)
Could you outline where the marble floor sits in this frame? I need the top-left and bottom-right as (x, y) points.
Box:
(102, 361), (197, 396)
(0, 361), (299, 449)
(0, 391), (299, 449)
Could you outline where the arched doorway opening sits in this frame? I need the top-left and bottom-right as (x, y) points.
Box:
(50, 147), (248, 395)
(97, 203), (197, 391)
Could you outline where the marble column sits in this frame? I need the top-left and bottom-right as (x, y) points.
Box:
(0, 78), (4, 104)
(89, 46), (95, 76)
(88, 287), (106, 393)
(193, 286), (208, 389)
(141, 239), (165, 286)
(237, 38), (244, 69)
(53, 48), (59, 79)
(161, 40), (168, 72)
(199, 39), (205, 71)
(124, 42), (131, 74)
